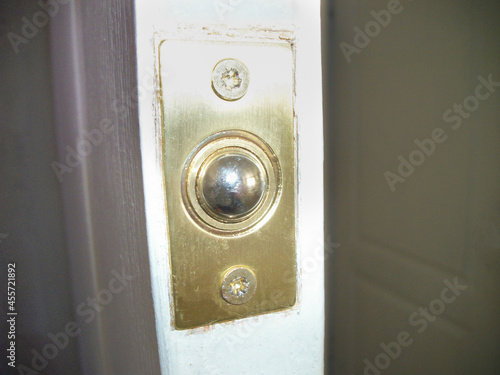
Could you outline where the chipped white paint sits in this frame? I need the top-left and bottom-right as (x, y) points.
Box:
(135, 1), (324, 373)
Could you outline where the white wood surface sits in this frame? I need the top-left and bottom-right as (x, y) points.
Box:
(135, 1), (324, 373)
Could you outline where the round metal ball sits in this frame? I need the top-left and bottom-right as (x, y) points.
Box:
(197, 153), (266, 221)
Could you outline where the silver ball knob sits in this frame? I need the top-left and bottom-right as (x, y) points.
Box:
(197, 153), (266, 221)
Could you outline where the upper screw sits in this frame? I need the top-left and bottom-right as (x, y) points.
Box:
(211, 59), (250, 101)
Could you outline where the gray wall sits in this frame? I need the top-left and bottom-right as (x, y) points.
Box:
(323, 1), (500, 374)
(0, 1), (81, 374)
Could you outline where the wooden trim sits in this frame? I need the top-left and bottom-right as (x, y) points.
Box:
(50, 1), (161, 373)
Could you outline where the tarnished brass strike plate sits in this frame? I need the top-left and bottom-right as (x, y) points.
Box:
(159, 39), (296, 329)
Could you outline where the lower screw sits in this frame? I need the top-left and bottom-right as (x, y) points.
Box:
(221, 266), (257, 305)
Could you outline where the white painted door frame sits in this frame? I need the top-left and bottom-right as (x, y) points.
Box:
(135, 1), (324, 374)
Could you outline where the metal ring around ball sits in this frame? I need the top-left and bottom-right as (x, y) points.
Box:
(181, 130), (281, 236)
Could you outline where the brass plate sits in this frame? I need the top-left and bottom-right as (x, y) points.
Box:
(159, 39), (296, 329)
